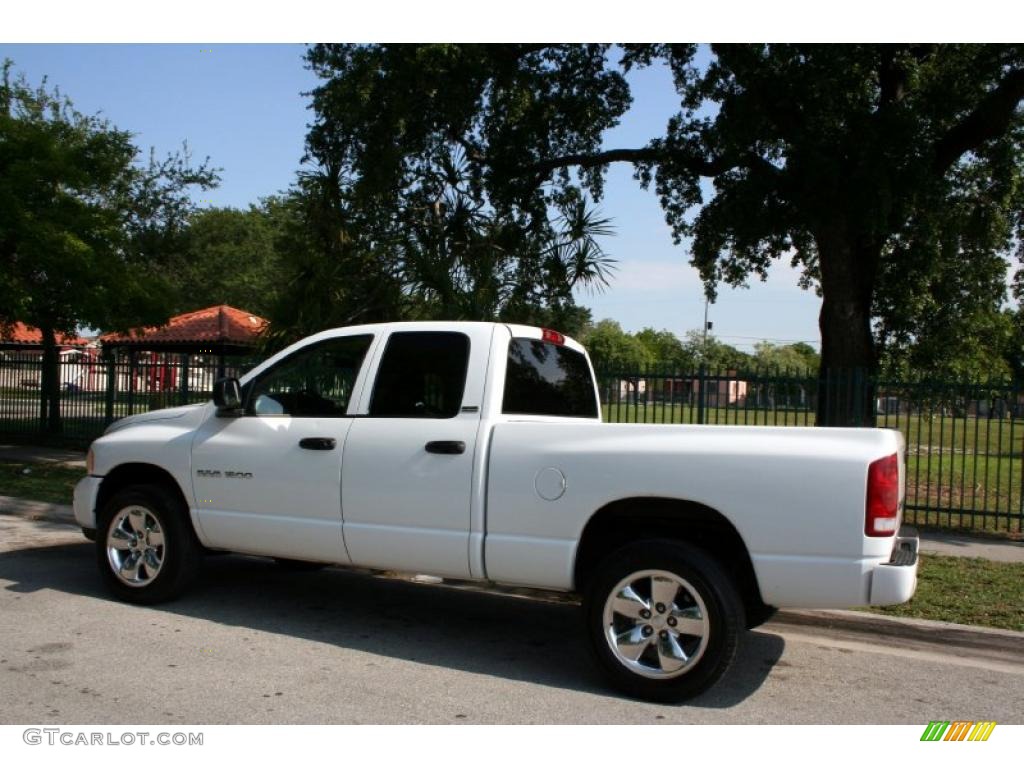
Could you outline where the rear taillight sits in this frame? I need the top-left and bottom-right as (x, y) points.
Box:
(866, 453), (900, 536)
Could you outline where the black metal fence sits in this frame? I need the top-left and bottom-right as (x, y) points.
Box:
(0, 352), (257, 445)
(598, 366), (1024, 533)
(1, 354), (1021, 532)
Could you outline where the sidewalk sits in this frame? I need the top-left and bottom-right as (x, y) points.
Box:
(918, 531), (1023, 563)
(1, 443), (1022, 562)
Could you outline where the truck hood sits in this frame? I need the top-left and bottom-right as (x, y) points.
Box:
(103, 402), (208, 435)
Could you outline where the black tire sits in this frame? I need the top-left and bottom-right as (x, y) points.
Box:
(96, 483), (202, 605)
(584, 539), (743, 702)
(745, 603), (778, 630)
(273, 558), (328, 572)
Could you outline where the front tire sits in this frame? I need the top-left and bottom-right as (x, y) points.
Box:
(584, 539), (743, 702)
(96, 484), (201, 604)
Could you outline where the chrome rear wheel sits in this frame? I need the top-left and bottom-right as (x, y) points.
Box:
(585, 539), (743, 702)
(602, 569), (710, 679)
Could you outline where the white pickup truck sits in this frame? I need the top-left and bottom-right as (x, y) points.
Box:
(75, 321), (918, 701)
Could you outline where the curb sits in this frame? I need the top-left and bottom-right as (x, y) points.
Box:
(770, 608), (1024, 654)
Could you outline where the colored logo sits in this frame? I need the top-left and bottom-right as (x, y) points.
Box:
(921, 721), (996, 742)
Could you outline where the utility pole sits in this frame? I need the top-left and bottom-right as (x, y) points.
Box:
(697, 297), (713, 425)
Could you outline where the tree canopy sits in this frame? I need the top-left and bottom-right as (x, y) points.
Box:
(304, 44), (1024, 424)
(170, 199), (288, 319)
(580, 320), (654, 371)
(579, 321), (821, 374)
(0, 60), (217, 431)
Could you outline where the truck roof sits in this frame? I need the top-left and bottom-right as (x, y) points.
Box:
(291, 320), (587, 355)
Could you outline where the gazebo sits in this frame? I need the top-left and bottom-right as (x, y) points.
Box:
(100, 305), (268, 398)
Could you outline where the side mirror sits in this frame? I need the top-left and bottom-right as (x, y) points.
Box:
(213, 377), (242, 414)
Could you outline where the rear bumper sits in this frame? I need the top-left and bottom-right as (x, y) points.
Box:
(868, 525), (919, 605)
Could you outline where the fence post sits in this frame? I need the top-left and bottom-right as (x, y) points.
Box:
(127, 350), (136, 415)
(697, 364), (706, 425)
(38, 357), (46, 433)
(180, 354), (190, 406)
(104, 350), (116, 426)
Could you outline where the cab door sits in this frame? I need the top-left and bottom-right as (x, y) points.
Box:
(191, 332), (376, 563)
(341, 326), (492, 578)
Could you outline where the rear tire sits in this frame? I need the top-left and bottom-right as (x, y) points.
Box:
(96, 483), (201, 604)
(745, 603), (778, 629)
(584, 539), (743, 702)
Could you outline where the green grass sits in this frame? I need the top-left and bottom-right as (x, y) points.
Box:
(867, 554), (1024, 631)
(0, 460), (83, 505)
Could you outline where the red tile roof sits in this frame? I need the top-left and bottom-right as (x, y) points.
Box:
(0, 322), (90, 347)
(100, 305), (268, 347)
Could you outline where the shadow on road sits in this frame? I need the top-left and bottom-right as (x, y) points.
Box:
(0, 535), (784, 708)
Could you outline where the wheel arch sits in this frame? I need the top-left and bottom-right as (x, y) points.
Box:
(573, 496), (771, 629)
(96, 463), (193, 531)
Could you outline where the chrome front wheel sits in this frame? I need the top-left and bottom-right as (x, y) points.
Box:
(96, 484), (201, 604)
(106, 505), (166, 587)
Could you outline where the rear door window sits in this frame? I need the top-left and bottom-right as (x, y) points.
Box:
(369, 332), (470, 418)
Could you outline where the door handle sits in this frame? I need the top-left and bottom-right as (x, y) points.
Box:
(425, 440), (466, 455)
(299, 437), (336, 451)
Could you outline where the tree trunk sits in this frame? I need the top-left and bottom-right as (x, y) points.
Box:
(815, 234), (878, 427)
(39, 325), (62, 435)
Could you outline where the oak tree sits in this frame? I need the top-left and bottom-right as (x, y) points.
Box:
(0, 62), (217, 433)
(305, 44), (1024, 424)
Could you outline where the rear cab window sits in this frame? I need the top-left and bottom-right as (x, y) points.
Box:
(503, 336), (599, 418)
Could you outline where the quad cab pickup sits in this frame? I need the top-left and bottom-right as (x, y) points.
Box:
(75, 321), (918, 701)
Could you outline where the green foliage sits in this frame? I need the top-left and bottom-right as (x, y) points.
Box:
(634, 327), (695, 370)
(300, 44), (1024, 423)
(258, 175), (407, 351)
(263, 149), (614, 349)
(171, 200), (286, 318)
(681, 330), (753, 370)
(579, 320), (653, 371)
(580, 321), (758, 372)
(273, 45), (623, 347)
(0, 60), (218, 431)
(752, 340), (820, 373)
(0, 60), (218, 335)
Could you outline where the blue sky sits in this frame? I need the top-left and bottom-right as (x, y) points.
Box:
(1, 44), (822, 350)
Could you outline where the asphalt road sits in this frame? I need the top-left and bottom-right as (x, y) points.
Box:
(1, 515), (1021, 725)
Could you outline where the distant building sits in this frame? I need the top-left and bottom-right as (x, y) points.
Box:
(100, 304), (268, 393)
(0, 322), (99, 390)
